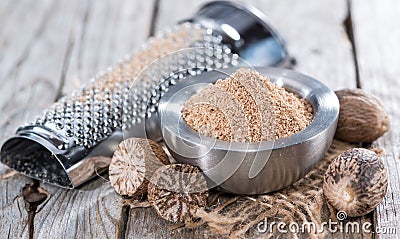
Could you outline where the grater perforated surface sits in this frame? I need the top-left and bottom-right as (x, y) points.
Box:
(31, 23), (238, 149)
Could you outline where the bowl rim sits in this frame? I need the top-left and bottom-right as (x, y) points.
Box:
(159, 66), (339, 152)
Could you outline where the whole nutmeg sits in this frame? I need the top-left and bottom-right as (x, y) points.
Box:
(323, 148), (388, 217)
(109, 138), (170, 197)
(335, 89), (389, 142)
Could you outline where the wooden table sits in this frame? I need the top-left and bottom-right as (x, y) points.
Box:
(0, 0), (399, 238)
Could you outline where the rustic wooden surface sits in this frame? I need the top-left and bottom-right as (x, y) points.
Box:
(351, 0), (400, 237)
(0, 0), (398, 238)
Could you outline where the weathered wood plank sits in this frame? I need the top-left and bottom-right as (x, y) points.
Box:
(0, 0), (62, 145)
(126, 207), (171, 238)
(31, 1), (155, 238)
(0, 0), (68, 237)
(125, 0), (362, 238)
(249, 0), (356, 90)
(0, 169), (30, 239)
(34, 180), (124, 238)
(351, 0), (400, 237)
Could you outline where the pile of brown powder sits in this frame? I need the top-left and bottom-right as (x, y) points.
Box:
(182, 68), (313, 142)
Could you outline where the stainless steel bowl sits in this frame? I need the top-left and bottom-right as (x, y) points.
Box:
(158, 67), (339, 195)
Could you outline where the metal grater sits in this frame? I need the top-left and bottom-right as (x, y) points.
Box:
(1, 1), (290, 188)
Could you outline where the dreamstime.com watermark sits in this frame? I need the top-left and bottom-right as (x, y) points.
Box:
(257, 211), (397, 235)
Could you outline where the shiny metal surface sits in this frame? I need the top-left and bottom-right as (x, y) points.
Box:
(188, 1), (291, 67)
(159, 67), (339, 195)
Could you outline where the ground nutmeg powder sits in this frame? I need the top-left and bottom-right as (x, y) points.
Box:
(182, 68), (313, 142)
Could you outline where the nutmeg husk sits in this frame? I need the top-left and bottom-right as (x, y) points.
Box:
(335, 89), (389, 142)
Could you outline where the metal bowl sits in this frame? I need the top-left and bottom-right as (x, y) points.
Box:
(158, 67), (339, 195)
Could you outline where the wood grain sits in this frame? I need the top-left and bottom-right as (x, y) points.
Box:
(249, 0), (356, 90)
(0, 170), (30, 238)
(351, 0), (400, 236)
(0, 0), (62, 146)
(0, 0), (68, 237)
(60, 0), (154, 94)
(34, 181), (123, 238)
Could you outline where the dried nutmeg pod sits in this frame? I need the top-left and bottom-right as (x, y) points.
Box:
(335, 89), (389, 142)
(323, 148), (388, 217)
(109, 138), (170, 197)
(148, 164), (209, 223)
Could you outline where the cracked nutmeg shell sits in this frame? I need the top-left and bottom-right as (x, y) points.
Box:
(109, 138), (170, 197)
(335, 89), (390, 142)
(148, 164), (209, 223)
(323, 148), (388, 217)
